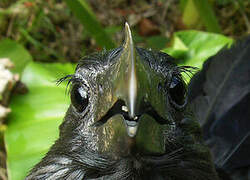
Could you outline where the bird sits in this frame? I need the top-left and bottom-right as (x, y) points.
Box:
(25, 23), (220, 180)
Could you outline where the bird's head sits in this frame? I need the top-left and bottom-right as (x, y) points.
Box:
(27, 23), (218, 180)
(59, 23), (193, 156)
(60, 23), (203, 155)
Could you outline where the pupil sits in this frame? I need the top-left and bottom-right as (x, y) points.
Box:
(169, 77), (185, 106)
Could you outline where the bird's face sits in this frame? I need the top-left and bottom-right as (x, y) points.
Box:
(61, 24), (190, 158)
(27, 24), (218, 180)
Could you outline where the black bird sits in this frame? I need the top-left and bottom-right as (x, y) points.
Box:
(26, 23), (219, 180)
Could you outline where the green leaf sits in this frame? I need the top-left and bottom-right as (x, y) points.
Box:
(0, 39), (33, 73)
(163, 30), (233, 80)
(64, 0), (115, 49)
(5, 62), (75, 180)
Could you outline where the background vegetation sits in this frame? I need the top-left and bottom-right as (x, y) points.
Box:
(0, 0), (249, 179)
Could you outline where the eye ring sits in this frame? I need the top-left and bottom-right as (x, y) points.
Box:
(168, 76), (187, 109)
(70, 83), (89, 113)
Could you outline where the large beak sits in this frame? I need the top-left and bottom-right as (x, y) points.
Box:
(96, 23), (167, 140)
(124, 23), (137, 119)
(116, 23), (139, 137)
(117, 23), (137, 118)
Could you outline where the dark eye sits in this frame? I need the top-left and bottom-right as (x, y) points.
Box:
(169, 76), (187, 108)
(71, 84), (89, 113)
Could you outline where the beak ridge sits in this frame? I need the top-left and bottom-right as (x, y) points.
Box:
(122, 23), (137, 118)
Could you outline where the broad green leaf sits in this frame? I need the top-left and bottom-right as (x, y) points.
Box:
(163, 30), (233, 67)
(0, 39), (33, 73)
(163, 31), (233, 80)
(5, 62), (75, 180)
(64, 0), (115, 49)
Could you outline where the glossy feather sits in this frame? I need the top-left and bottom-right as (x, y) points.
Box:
(188, 36), (250, 179)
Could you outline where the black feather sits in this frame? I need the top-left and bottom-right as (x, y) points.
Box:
(188, 36), (250, 178)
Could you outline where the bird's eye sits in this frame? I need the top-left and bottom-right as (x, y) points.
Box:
(168, 76), (187, 108)
(71, 84), (89, 113)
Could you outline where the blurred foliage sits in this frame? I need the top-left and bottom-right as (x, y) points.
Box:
(182, 0), (221, 33)
(5, 62), (75, 180)
(64, 0), (115, 49)
(0, 0), (85, 62)
(163, 30), (233, 81)
(0, 39), (33, 73)
(163, 30), (233, 68)
(0, 0), (249, 62)
(0, 0), (249, 180)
